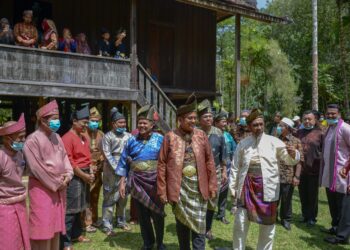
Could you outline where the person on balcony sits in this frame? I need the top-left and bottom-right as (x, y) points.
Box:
(97, 28), (113, 57)
(197, 99), (227, 240)
(157, 94), (217, 250)
(0, 114), (30, 250)
(13, 10), (38, 48)
(61, 106), (93, 249)
(23, 100), (73, 250)
(40, 19), (58, 50)
(58, 28), (77, 53)
(118, 105), (166, 250)
(113, 28), (127, 59)
(76, 33), (91, 55)
(101, 107), (131, 236)
(81, 107), (104, 233)
(0, 18), (15, 45)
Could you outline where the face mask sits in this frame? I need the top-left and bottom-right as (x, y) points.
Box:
(327, 119), (338, 125)
(88, 121), (99, 131)
(49, 119), (61, 132)
(116, 127), (126, 134)
(239, 117), (247, 126)
(319, 118), (324, 122)
(11, 141), (24, 152)
(304, 125), (314, 130)
(276, 126), (283, 136)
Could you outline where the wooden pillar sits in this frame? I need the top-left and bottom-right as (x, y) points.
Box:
(131, 102), (137, 130)
(130, 0), (138, 90)
(235, 14), (241, 118)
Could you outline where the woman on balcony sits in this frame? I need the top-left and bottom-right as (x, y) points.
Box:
(58, 28), (77, 53)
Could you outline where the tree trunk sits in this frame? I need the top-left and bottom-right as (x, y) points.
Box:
(312, 0), (319, 110)
(337, 0), (350, 116)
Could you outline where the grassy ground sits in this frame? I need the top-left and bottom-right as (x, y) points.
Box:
(74, 188), (350, 250)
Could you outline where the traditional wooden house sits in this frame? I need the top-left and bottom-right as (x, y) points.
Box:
(0, 0), (287, 134)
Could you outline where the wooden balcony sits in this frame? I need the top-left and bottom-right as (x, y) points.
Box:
(0, 44), (137, 101)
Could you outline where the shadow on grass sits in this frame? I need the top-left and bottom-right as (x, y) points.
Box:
(292, 219), (349, 250)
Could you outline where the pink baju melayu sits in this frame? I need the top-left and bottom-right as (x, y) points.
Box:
(0, 148), (30, 250)
(23, 127), (73, 248)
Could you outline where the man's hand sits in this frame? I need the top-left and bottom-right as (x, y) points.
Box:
(292, 176), (300, 186)
(286, 145), (296, 159)
(119, 180), (126, 199)
(209, 191), (216, 199)
(221, 170), (228, 185)
(340, 167), (349, 179)
(159, 196), (168, 204)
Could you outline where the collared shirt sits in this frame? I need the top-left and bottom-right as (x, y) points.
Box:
(279, 134), (303, 184)
(0, 148), (26, 199)
(230, 133), (300, 202)
(116, 133), (163, 177)
(62, 130), (91, 168)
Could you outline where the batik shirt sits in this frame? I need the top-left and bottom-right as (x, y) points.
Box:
(206, 126), (227, 168)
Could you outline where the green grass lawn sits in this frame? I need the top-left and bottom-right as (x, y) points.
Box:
(74, 188), (350, 250)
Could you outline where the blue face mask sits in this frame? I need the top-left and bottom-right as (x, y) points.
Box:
(239, 117), (247, 126)
(88, 121), (99, 131)
(327, 119), (339, 125)
(276, 126), (283, 136)
(304, 125), (314, 130)
(49, 119), (61, 132)
(116, 127), (126, 134)
(11, 141), (24, 152)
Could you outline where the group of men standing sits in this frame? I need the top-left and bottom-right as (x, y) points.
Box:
(1, 95), (350, 250)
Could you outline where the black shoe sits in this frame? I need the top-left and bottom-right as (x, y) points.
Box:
(306, 219), (316, 227)
(321, 227), (337, 235)
(281, 221), (291, 231)
(220, 217), (230, 225)
(205, 231), (214, 240)
(157, 244), (166, 250)
(324, 236), (347, 245)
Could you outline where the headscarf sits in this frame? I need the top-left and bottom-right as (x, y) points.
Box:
(76, 33), (91, 55)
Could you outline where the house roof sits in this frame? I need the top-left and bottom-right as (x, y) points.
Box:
(176, 0), (290, 24)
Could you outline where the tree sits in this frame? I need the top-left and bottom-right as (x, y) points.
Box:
(312, 0), (319, 110)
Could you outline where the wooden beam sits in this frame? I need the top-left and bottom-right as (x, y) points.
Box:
(130, 0), (138, 89)
(235, 14), (241, 118)
(131, 101), (137, 130)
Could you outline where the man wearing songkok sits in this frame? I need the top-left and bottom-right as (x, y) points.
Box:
(61, 105), (93, 249)
(101, 107), (131, 236)
(197, 99), (227, 240)
(296, 110), (323, 227)
(276, 117), (303, 230)
(320, 104), (350, 245)
(117, 105), (165, 250)
(23, 100), (73, 250)
(229, 108), (300, 250)
(0, 114), (30, 250)
(13, 10), (38, 47)
(158, 94), (217, 250)
(82, 107), (104, 232)
(214, 108), (237, 225)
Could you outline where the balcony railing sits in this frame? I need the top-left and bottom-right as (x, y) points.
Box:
(0, 44), (131, 90)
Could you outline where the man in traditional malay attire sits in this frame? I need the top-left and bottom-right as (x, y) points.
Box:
(82, 107), (104, 232)
(13, 10), (38, 47)
(230, 108), (300, 250)
(23, 100), (73, 250)
(197, 99), (227, 240)
(117, 105), (166, 250)
(158, 94), (218, 250)
(320, 104), (350, 245)
(61, 106), (93, 249)
(214, 108), (237, 225)
(296, 110), (323, 226)
(101, 107), (131, 236)
(0, 114), (30, 250)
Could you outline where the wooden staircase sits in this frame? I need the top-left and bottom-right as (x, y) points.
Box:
(136, 63), (177, 132)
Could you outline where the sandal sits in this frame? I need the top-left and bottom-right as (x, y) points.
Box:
(86, 225), (97, 233)
(119, 224), (131, 231)
(105, 230), (117, 237)
(72, 235), (91, 243)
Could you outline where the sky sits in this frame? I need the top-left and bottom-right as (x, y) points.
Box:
(257, 0), (268, 8)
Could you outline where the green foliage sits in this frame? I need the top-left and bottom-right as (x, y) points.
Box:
(217, 18), (300, 118)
